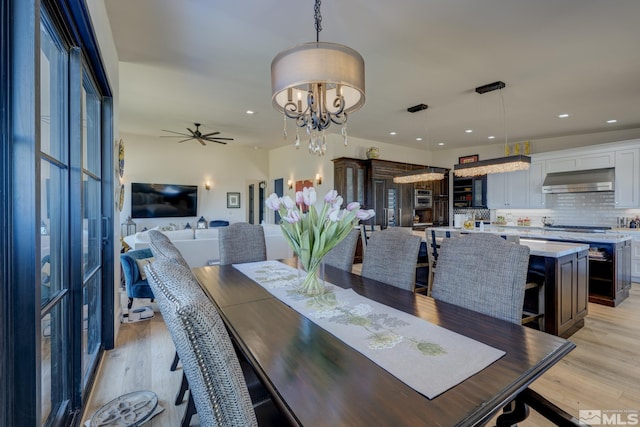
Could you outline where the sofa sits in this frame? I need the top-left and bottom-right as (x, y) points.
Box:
(122, 223), (293, 267)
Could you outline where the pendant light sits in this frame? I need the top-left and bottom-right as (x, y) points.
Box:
(271, 0), (365, 156)
(453, 82), (531, 177)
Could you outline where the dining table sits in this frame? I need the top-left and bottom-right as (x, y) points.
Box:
(192, 259), (575, 427)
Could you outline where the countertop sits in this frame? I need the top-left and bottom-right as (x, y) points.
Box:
(452, 225), (632, 244)
(417, 229), (589, 258)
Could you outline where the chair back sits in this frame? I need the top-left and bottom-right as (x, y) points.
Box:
(359, 222), (381, 254)
(424, 229), (460, 296)
(323, 228), (360, 272)
(148, 230), (190, 268)
(219, 223), (267, 265)
(431, 233), (530, 324)
(361, 228), (422, 291)
(145, 260), (258, 427)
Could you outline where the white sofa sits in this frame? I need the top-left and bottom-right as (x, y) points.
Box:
(123, 223), (293, 267)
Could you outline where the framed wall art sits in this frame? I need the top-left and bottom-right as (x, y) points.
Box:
(227, 192), (240, 208)
(458, 154), (479, 164)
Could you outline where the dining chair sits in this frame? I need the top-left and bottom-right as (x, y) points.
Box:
(145, 260), (286, 427)
(424, 229), (460, 296)
(361, 228), (422, 292)
(148, 230), (190, 268)
(431, 233), (530, 324)
(119, 248), (155, 309)
(219, 223), (267, 265)
(323, 228), (360, 272)
(359, 222), (381, 255)
(498, 234), (545, 330)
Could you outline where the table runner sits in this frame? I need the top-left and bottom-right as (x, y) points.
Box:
(233, 260), (505, 399)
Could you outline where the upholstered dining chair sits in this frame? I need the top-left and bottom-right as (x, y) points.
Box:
(323, 228), (360, 272)
(431, 233), (530, 324)
(219, 223), (267, 265)
(147, 230), (190, 373)
(425, 229), (461, 296)
(148, 230), (190, 268)
(361, 228), (422, 292)
(145, 260), (286, 427)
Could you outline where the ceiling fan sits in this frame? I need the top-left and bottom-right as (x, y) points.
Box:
(161, 122), (233, 146)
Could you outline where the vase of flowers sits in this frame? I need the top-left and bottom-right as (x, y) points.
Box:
(266, 187), (375, 296)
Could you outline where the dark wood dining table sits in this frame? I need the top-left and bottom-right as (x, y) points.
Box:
(193, 259), (575, 427)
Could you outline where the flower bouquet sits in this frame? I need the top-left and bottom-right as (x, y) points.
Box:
(265, 187), (375, 296)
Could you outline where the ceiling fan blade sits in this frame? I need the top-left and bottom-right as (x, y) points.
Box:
(200, 131), (220, 137)
(205, 137), (234, 141)
(161, 130), (191, 137)
(177, 138), (194, 143)
(187, 128), (197, 136)
(196, 138), (207, 146)
(212, 140), (228, 145)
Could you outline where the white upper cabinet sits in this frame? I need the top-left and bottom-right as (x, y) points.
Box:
(545, 152), (614, 173)
(614, 148), (640, 208)
(487, 169), (529, 209)
(528, 160), (546, 208)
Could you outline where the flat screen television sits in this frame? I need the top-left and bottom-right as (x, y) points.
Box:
(131, 182), (198, 218)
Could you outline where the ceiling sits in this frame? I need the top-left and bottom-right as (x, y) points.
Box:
(104, 0), (640, 152)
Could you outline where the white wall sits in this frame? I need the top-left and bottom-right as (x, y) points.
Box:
(121, 133), (269, 230)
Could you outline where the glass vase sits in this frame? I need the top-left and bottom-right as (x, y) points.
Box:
(297, 258), (326, 296)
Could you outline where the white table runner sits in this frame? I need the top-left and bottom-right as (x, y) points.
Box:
(233, 260), (505, 399)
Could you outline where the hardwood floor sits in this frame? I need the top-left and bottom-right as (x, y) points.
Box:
(82, 283), (640, 426)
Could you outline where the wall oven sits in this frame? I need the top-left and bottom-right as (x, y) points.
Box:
(414, 189), (432, 209)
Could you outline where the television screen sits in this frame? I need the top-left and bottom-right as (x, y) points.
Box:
(131, 183), (198, 218)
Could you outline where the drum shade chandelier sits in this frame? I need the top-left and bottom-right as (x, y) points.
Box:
(453, 82), (531, 177)
(271, 0), (365, 156)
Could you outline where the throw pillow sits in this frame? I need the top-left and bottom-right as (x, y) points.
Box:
(135, 257), (155, 280)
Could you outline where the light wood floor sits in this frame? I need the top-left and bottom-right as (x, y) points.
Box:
(82, 283), (640, 426)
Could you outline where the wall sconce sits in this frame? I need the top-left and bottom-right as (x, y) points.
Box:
(316, 174), (322, 185)
(204, 181), (211, 191)
(288, 179), (293, 190)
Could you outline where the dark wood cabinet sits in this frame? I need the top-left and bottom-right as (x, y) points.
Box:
(333, 157), (450, 229)
(333, 158), (366, 206)
(530, 248), (589, 338)
(588, 240), (631, 307)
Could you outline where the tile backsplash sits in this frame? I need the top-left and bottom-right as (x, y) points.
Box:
(494, 192), (640, 228)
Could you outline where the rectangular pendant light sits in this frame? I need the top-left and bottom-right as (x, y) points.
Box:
(453, 155), (531, 177)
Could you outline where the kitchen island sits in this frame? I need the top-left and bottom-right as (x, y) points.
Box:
(426, 227), (590, 337)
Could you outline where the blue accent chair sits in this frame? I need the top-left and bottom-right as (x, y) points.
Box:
(120, 248), (155, 309)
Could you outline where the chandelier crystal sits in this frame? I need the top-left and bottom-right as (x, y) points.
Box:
(271, 0), (365, 156)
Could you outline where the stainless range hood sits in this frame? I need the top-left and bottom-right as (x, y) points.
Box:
(542, 167), (615, 194)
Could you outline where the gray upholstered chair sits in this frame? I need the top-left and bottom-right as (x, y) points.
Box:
(361, 228), (422, 292)
(219, 223), (267, 265)
(145, 260), (285, 427)
(148, 230), (190, 268)
(323, 228), (360, 272)
(431, 233), (530, 324)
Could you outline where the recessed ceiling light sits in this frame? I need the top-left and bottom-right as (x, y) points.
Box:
(558, 113), (570, 118)
(438, 142), (445, 146)
(416, 137), (423, 141)
(465, 129), (473, 133)
(390, 132), (397, 136)
(606, 119), (618, 124)
(488, 136), (495, 139)
(246, 110), (255, 115)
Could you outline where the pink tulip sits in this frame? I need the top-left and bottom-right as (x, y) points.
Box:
(283, 209), (301, 224)
(282, 195), (295, 210)
(302, 187), (316, 206)
(346, 202), (360, 211)
(265, 193), (281, 211)
(324, 189), (339, 204)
